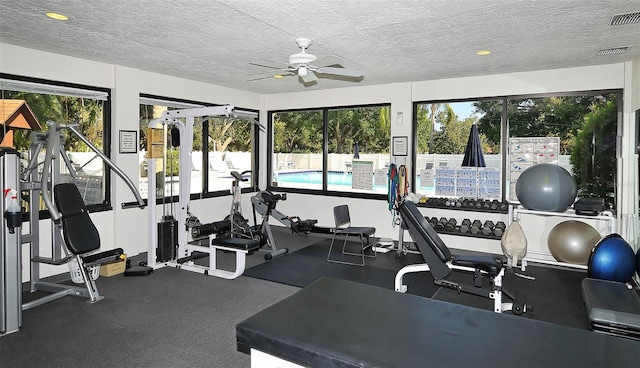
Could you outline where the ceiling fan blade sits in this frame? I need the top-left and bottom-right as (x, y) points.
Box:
(248, 70), (296, 82)
(247, 75), (278, 82)
(315, 66), (364, 78)
(313, 55), (346, 68)
(249, 62), (283, 70)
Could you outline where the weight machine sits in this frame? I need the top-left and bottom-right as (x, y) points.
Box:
(146, 105), (271, 279)
(1, 121), (144, 335)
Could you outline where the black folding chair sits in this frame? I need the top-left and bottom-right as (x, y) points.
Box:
(327, 205), (376, 267)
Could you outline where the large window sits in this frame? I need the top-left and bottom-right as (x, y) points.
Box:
(138, 96), (257, 200)
(414, 91), (620, 209)
(415, 100), (501, 198)
(1, 74), (110, 214)
(271, 105), (390, 195)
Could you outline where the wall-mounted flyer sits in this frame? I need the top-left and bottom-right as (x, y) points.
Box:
(455, 167), (477, 198)
(435, 166), (456, 196)
(352, 160), (374, 190)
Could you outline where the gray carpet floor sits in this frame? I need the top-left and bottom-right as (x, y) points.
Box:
(0, 228), (323, 368)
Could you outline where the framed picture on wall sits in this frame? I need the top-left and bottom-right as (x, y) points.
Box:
(392, 136), (408, 156)
(119, 130), (138, 154)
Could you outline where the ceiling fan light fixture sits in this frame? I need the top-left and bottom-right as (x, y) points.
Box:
(476, 50), (491, 56)
(298, 66), (308, 78)
(273, 74), (285, 79)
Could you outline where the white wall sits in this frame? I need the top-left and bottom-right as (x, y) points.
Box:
(2, 41), (638, 280)
(1, 43), (261, 281)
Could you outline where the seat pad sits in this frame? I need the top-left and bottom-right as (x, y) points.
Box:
(451, 254), (503, 276)
(213, 236), (261, 251)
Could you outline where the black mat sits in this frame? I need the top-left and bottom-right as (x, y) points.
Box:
(245, 238), (591, 330)
(432, 265), (589, 329)
(244, 239), (440, 298)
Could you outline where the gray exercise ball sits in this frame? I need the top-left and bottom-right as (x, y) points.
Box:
(548, 220), (601, 265)
(515, 164), (577, 212)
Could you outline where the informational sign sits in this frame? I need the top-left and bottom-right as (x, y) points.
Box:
(119, 130), (138, 154)
(374, 169), (387, 186)
(419, 168), (434, 188)
(455, 167), (478, 198)
(509, 137), (560, 200)
(435, 166), (456, 196)
(432, 165), (502, 199)
(478, 167), (501, 199)
(352, 160), (373, 190)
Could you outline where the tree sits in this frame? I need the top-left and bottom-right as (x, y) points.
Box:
(570, 98), (617, 197)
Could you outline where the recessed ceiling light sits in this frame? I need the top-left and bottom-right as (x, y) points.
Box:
(46, 12), (69, 21)
(476, 50), (492, 56)
(273, 75), (285, 79)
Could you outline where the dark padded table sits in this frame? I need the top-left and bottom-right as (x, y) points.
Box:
(237, 277), (640, 368)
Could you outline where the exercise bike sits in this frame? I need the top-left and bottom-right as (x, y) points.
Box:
(224, 171), (289, 260)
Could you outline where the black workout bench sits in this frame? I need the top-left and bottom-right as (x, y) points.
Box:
(178, 220), (262, 279)
(237, 277), (640, 368)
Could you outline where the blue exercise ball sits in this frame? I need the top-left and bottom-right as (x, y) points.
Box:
(516, 164), (577, 212)
(636, 247), (640, 278)
(588, 234), (636, 283)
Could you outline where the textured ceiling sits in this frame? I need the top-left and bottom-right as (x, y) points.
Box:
(1, 0), (639, 94)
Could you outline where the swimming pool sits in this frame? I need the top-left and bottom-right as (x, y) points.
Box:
(274, 170), (436, 195)
(275, 171), (357, 186)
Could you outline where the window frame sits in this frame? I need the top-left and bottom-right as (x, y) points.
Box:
(136, 94), (260, 207)
(1, 73), (112, 217)
(412, 89), (623, 203)
(267, 103), (391, 200)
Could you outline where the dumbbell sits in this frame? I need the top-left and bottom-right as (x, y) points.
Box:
(483, 200), (491, 210)
(499, 200), (509, 212)
(493, 221), (507, 237)
(470, 220), (483, 235)
(475, 200), (484, 209)
(444, 218), (458, 232)
(459, 219), (472, 233)
(428, 217), (439, 227)
(490, 200), (500, 211)
(435, 217), (448, 231)
(481, 220), (495, 236)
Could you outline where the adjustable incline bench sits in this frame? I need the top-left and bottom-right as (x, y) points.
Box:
(395, 200), (530, 314)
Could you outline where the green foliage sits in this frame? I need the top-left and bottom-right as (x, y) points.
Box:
(273, 110), (323, 153)
(474, 93), (618, 199)
(3, 91), (103, 151)
(273, 106), (390, 155)
(570, 98), (617, 197)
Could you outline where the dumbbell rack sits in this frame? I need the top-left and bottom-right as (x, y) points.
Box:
(416, 197), (509, 240)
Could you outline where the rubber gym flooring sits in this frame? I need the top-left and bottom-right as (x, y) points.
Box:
(0, 227), (627, 367)
(244, 234), (591, 330)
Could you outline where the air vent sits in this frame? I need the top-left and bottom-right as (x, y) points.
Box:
(610, 11), (640, 26)
(597, 47), (630, 56)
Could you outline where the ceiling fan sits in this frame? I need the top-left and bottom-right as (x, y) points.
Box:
(249, 38), (364, 85)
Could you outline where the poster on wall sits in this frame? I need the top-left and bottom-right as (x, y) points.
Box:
(509, 137), (560, 200)
(352, 160), (374, 190)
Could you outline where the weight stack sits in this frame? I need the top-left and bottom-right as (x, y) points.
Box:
(157, 215), (178, 262)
